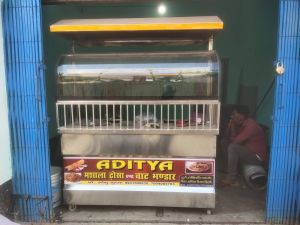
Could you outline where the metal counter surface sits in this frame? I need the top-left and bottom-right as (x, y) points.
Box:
(64, 185), (215, 208)
(61, 134), (217, 157)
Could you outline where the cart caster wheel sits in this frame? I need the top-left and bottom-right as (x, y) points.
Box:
(206, 209), (212, 215)
(68, 204), (77, 212)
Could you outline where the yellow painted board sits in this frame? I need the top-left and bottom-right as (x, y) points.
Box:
(50, 16), (223, 32)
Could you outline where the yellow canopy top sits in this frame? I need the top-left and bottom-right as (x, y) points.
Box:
(50, 16), (223, 32)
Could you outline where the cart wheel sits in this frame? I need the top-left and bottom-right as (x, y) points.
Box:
(206, 209), (212, 215)
(68, 204), (77, 212)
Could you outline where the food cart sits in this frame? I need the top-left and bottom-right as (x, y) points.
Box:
(51, 16), (223, 214)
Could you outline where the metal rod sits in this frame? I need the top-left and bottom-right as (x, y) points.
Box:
(174, 104), (176, 129)
(56, 99), (220, 105)
(126, 104), (129, 129)
(208, 35), (214, 50)
(63, 104), (66, 128)
(167, 104), (170, 130)
(147, 104), (149, 129)
(120, 104), (122, 130)
(56, 104), (59, 128)
(140, 104), (142, 129)
(99, 104), (102, 129)
(71, 104), (74, 128)
(202, 104), (205, 129)
(133, 104), (136, 129)
(106, 104), (108, 129)
(154, 104), (156, 128)
(211, 103), (214, 128)
(209, 104), (212, 129)
(196, 104), (198, 129)
(78, 104), (81, 129)
(113, 104), (115, 129)
(181, 104), (183, 130)
(160, 104), (163, 130)
(189, 104), (191, 129)
(217, 104), (220, 130)
(85, 104), (88, 128)
(92, 104), (95, 129)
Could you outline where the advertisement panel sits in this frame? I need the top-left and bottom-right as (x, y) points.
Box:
(64, 157), (214, 187)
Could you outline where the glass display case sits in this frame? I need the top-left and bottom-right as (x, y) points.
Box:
(57, 51), (220, 100)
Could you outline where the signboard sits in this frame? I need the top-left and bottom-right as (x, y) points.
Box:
(64, 157), (215, 187)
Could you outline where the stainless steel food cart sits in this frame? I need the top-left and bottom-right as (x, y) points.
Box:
(51, 16), (223, 213)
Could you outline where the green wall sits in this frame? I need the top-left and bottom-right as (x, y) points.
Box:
(42, 0), (278, 137)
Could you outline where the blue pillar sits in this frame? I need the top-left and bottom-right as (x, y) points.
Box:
(266, 0), (300, 223)
(3, 0), (52, 222)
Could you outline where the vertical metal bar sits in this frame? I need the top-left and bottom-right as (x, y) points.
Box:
(133, 104), (136, 129)
(4, 0), (19, 219)
(181, 104), (183, 130)
(217, 103), (220, 130)
(13, 1), (27, 218)
(203, 104), (206, 129)
(99, 104), (102, 129)
(189, 104), (191, 129)
(32, 1), (43, 219)
(120, 104), (122, 130)
(26, 1), (38, 219)
(37, 0), (52, 218)
(126, 104), (129, 129)
(92, 104), (95, 129)
(78, 104), (81, 129)
(56, 104), (59, 128)
(113, 104), (115, 129)
(167, 104), (169, 129)
(63, 104), (66, 128)
(196, 104), (198, 129)
(160, 104), (163, 130)
(154, 104), (156, 128)
(147, 104), (149, 129)
(71, 104), (74, 128)
(209, 104), (212, 129)
(140, 104), (142, 129)
(85, 104), (88, 128)
(174, 104), (176, 129)
(210, 103), (213, 129)
(106, 104), (108, 129)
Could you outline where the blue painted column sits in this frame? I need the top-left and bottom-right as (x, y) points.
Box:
(266, 0), (300, 224)
(0, 0), (12, 186)
(3, 0), (52, 222)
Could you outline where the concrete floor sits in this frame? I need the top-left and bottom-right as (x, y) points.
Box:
(45, 178), (267, 225)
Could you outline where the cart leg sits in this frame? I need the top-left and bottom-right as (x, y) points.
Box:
(68, 204), (77, 212)
(156, 208), (164, 217)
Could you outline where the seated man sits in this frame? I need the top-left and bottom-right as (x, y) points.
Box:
(223, 105), (267, 185)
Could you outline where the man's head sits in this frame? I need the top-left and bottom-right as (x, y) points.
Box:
(230, 105), (249, 126)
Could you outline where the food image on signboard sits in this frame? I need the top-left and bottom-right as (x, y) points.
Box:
(185, 161), (212, 174)
(64, 173), (82, 183)
(65, 159), (85, 172)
